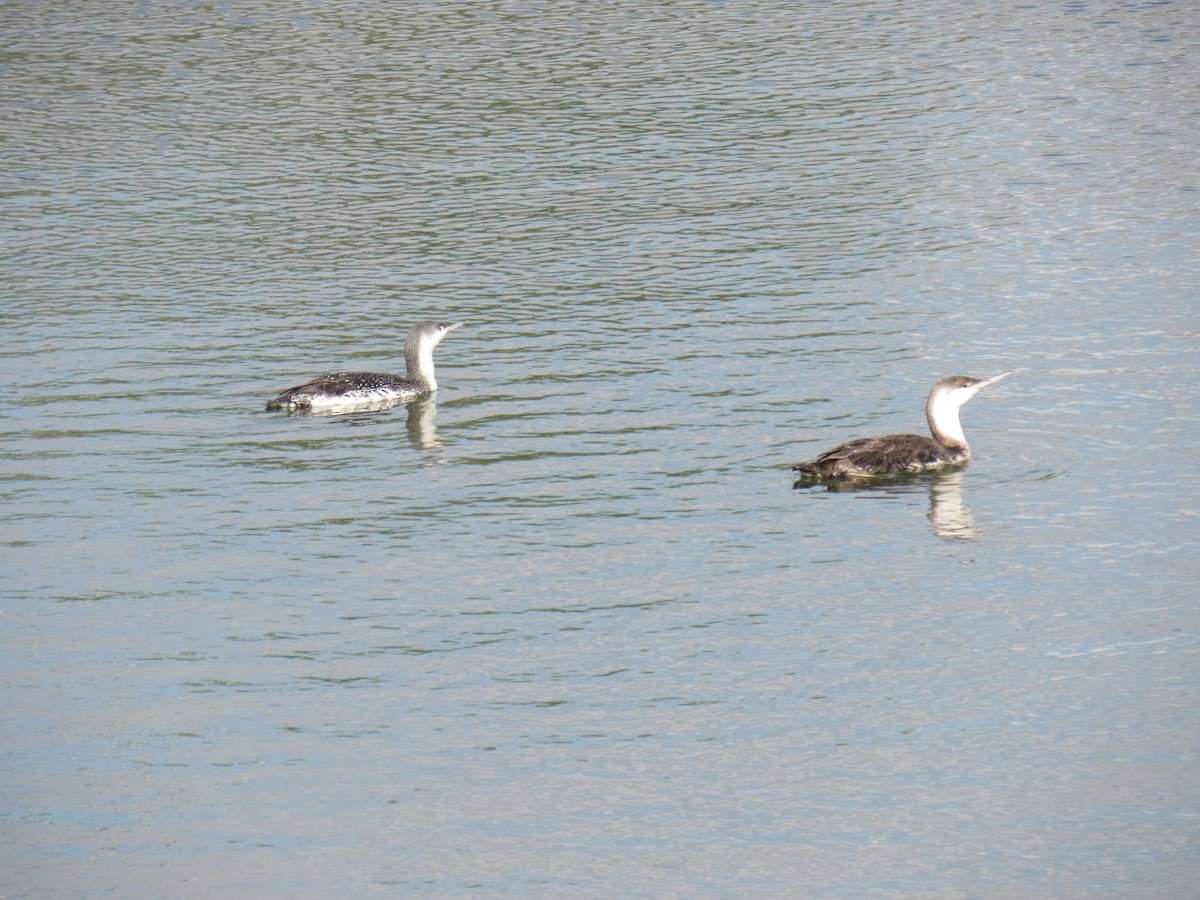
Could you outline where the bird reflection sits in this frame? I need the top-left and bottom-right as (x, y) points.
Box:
(925, 470), (979, 540)
(404, 396), (441, 450)
(283, 395), (444, 452)
(285, 395), (405, 418)
(793, 469), (980, 540)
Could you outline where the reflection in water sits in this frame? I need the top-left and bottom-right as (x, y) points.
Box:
(270, 392), (443, 456)
(284, 397), (406, 418)
(281, 395), (443, 449)
(793, 468), (980, 541)
(404, 397), (440, 450)
(925, 470), (978, 541)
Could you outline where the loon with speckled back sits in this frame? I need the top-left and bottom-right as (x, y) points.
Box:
(266, 320), (464, 412)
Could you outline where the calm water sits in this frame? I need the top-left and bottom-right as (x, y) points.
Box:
(3, 0), (1199, 896)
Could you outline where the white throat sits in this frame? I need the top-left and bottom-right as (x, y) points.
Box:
(926, 390), (968, 450)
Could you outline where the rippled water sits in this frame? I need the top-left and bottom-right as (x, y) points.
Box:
(4, 1), (1199, 897)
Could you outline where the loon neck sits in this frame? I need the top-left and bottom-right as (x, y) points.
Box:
(926, 392), (969, 454)
(404, 340), (437, 391)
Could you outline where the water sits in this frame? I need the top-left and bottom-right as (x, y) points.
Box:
(3, 1), (1198, 896)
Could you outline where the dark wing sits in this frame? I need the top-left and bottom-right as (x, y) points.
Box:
(794, 434), (948, 477)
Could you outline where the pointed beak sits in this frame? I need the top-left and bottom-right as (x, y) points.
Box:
(971, 372), (1010, 395)
(444, 322), (465, 334)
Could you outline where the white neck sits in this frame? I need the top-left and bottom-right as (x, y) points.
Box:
(405, 339), (437, 390)
(926, 391), (968, 452)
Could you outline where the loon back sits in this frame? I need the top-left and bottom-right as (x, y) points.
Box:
(265, 371), (426, 410)
(794, 433), (965, 478)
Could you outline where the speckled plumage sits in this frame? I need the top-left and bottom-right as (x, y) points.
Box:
(265, 371), (428, 410)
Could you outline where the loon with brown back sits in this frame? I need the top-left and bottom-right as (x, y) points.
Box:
(792, 373), (1010, 478)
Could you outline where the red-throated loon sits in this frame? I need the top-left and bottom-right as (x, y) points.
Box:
(266, 320), (464, 411)
(792, 372), (1010, 478)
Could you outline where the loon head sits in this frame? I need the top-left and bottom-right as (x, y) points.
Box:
(406, 320), (465, 353)
(930, 372), (1010, 410)
(926, 372), (1010, 449)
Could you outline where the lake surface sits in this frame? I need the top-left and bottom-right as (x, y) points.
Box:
(3, 0), (1198, 896)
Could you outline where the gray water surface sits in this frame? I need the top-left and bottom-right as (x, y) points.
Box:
(3, 1), (1199, 897)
